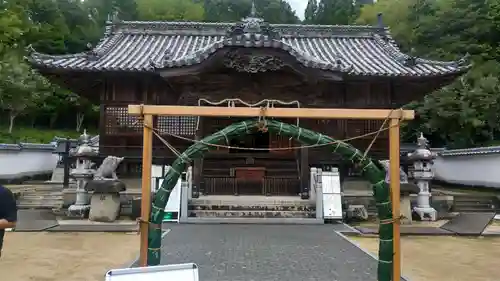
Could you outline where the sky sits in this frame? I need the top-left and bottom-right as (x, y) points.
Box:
(285, 0), (307, 20)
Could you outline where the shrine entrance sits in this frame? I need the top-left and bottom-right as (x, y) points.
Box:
(229, 131), (269, 153)
(130, 104), (415, 281)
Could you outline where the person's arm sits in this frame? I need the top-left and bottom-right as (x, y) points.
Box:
(0, 189), (17, 229)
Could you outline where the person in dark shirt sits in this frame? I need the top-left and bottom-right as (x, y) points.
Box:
(0, 185), (18, 257)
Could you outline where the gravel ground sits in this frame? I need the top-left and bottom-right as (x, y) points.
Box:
(0, 232), (138, 281)
(351, 236), (500, 281)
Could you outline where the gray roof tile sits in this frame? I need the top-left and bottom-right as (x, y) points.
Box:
(28, 18), (470, 77)
(439, 146), (500, 157)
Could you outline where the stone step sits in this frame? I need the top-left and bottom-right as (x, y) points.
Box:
(453, 208), (500, 213)
(189, 210), (315, 218)
(454, 196), (497, 202)
(191, 198), (313, 206)
(20, 197), (64, 201)
(19, 191), (63, 196)
(189, 204), (314, 212)
(453, 202), (494, 207)
(18, 202), (63, 209)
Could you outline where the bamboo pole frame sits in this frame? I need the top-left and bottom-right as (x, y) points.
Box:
(131, 104), (413, 281)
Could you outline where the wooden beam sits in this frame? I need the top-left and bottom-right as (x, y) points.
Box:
(128, 105), (414, 120)
(139, 114), (153, 267)
(389, 118), (401, 281)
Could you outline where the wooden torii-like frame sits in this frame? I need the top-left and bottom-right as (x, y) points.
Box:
(128, 104), (415, 280)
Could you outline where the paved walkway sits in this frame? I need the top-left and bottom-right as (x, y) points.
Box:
(159, 224), (393, 281)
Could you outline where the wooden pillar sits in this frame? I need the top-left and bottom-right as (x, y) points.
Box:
(389, 118), (401, 281)
(139, 114), (153, 267)
(192, 117), (203, 198)
(300, 148), (309, 199)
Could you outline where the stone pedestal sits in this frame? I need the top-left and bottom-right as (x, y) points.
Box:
(413, 206), (437, 221)
(400, 196), (413, 225)
(89, 193), (121, 222)
(86, 180), (126, 222)
(400, 183), (419, 224)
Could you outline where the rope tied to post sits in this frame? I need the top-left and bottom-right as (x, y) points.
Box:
(136, 217), (162, 234)
(257, 106), (268, 133)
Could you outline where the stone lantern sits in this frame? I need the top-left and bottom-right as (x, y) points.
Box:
(68, 130), (98, 217)
(407, 133), (437, 221)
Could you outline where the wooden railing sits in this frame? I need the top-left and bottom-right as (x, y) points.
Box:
(203, 176), (300, 196)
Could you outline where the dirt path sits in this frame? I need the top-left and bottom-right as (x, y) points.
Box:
(350, 236), (500, 281)
(0, 232), (138, 281)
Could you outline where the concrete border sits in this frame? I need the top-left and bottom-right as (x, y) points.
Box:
(335, 230), (411, 281)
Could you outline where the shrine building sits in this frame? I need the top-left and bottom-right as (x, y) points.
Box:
(28, 13), (469, 199)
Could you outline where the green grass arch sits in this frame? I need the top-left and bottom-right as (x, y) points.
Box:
(148, 119), (394, 281)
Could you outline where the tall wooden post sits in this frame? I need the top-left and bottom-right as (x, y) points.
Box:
(389, 118), (401, 281)
(139, 114), (153, 267)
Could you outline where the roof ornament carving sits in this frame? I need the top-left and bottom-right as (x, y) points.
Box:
(107, 10), (120, 23)
(226, 1), (281, 40)
(85, 42), (99, 60)
(223, 50), (285, 73)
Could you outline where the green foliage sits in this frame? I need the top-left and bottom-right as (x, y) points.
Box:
(357, 0), (500, 148)
(304, 0), (318, 24)
(1, 0), (499, 150)
(136, 0), (204, 21)
(203, 0), (299, 24)
(0, 126), (83, 143)
(308, 0), (360, 25)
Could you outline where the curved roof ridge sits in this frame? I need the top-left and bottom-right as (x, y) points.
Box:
(27, 45), (88, 62)
(90, 31), (124, 58)
(28, 32), (124, 62)
(108, 20), (388, 38)
(373, 31), (470, 68)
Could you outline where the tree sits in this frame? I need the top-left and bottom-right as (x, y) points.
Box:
(136, 0), (204, 21)
(0, 2), (33, 56)
(66, 93), (98, 132)
(356, 0), (414, 50)
(304, 0), (318, 24)
(359, 0), (500, 148)
(0, 53), (51, 133)
(314, 0), (359, 25)
(203, 0), (299, 24)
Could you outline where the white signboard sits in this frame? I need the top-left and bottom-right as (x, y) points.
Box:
(151, 165), (165, 193)
(150, 165), (182, 223)
(105, 263), (199, 281)
(321, 170), (343, 220)
(159, 177), (182, 219)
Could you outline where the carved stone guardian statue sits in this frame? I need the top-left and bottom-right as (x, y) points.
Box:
(86, 156), (126, 222)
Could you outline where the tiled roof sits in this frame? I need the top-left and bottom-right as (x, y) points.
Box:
(0, 143), (56, 151)
(439, 146), (500, 157)
(28, 16), (470, 77)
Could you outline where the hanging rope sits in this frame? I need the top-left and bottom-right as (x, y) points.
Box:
(146, 120), (400, 152)
(196, 98), (301, 131)
(358, 108), (400, 164)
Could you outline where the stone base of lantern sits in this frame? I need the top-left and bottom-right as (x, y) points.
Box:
(400, 196), (413, 225)
(67, 204), (91, 218)
(413, 206), (437, 221)
(89, 193), (121, 222)
(86, 180), (126, 222)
